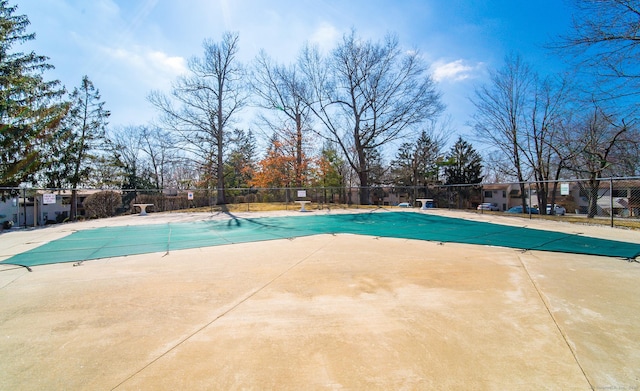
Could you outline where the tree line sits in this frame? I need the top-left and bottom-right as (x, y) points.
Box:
(472, 0), (640, 217)
(1, 0), (639, 218)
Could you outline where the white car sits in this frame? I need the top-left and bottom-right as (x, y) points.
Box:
(546, 204), (566, 216)
(477, 202), (499, 211)
(397, 202), (411, 208)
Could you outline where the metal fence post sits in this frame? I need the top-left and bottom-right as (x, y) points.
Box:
(22, 187), (27, 228)
(528, 182), (532, 219)
(610, 178), (614, 228)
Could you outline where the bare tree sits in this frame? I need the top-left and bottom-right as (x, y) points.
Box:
(139, 126), (178, 190)
(251, 51), (314, 187)
(471, 54), (532, 211)
(565, 105), (634, 217)
(106, 125), (154, 208)
(149, 32), (246, 204)
(555, 0), (640, 99)
(520, 74), (572, 213)
(301, 30), (444, 204)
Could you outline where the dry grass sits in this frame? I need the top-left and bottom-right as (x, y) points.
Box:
(550, 214), (640, 230)
(177, 202), (382, 214)
(475, 210), (640, 230)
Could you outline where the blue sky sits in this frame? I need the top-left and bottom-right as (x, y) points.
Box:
(19, 0), (575, 151)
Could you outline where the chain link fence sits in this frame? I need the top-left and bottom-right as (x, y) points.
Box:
(2, 176), (639, 229)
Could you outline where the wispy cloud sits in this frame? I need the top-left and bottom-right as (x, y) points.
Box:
(92, 0), (120, 19)
(20, 0), (570, 133)
(310, 22), (340, 53)
(101, 45), (187, 88)
(146, 50), (187, 76)
(219, 0), (233, 29)
(432, 59), (484, 82)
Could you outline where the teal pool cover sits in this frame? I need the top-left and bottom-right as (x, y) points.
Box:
(3, 212), (640, 268)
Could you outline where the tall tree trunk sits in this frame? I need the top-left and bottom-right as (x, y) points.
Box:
(71, 189), (78, 221)
(358, 171), (369, 205)
(216, 143), (225, 204)
(295, 112), (302, 187)
(357, 145), (369, 205)
(513, 139), (528, 213)
(587, 175), (599, 218)
(216, 91), (226, 205)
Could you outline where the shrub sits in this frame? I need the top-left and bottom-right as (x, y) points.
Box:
(83, 191), (122, 218)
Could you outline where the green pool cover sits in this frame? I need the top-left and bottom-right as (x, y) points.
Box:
(3, 212), (640, 268)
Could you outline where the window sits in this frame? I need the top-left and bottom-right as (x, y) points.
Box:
(484, 191), (492, 198)
(612, 189), (627, 197)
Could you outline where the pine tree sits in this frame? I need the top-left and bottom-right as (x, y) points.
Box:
(47, 76), (110, 219)
(392, 130), (440, 188)
(0, 1), (67, 188)
(224, 128), (257, 189)
(317, 142), (344, 189)
(444, 137), (483, 185)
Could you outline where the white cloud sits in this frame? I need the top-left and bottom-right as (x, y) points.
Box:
(310, 22), (340, 52)
(89, 45), (188, 126)
(432, 59), (483, 83)
(147, 50), (188, 76)
(102, 45), (187, 88)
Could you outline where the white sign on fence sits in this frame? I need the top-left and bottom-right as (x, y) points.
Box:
(297, 190), (306, 198)
(42, 193), (56, 204)
(188, 192), (194, 200)
(561, 183), (570, 196)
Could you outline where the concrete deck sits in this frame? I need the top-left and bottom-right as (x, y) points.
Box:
(1, 209), (639, 390)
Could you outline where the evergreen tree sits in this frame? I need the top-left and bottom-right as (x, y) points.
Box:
(224, 128), (256, 189)
(392, 130), (442, 202)
(50, 76), (110, 219)
(444, 136), (483, 185)
(0, 1), (67, 189)
(306, 141), (346, 204)
(392, 130), (440, 187)
(317, 142), (344, 189)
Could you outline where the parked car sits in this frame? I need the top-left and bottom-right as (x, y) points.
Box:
(397, 202), (411, 208)
(506, 205), (539, 214)
(546, 204), (566, 216)
(477, 202), (500, 211)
